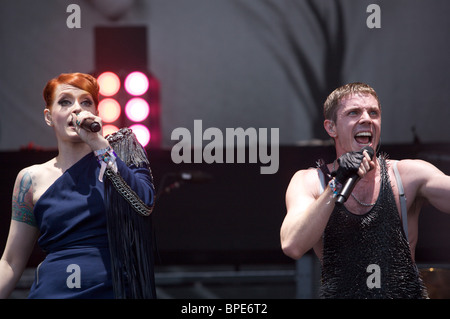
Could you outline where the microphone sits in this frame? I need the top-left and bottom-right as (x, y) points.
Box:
(335, 146), (375, 206)
(80, 118), (101, 133)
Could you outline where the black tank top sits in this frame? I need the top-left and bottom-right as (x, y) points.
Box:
(318, 156), (428, 298)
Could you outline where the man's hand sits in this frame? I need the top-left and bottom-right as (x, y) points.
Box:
(333, 150), (366, 184)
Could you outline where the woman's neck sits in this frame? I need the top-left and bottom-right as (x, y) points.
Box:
(55, 142), (92, 172)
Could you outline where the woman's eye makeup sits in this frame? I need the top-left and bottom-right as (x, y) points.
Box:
(58, 99), (72, 106)
(57, 97), (94, 107)
(81, 99), (93, 106)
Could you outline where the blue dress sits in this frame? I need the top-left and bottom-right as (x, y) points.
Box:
(28, 153), (155, 299)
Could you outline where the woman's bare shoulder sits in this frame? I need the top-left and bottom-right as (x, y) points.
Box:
(13, 158), (60, 203)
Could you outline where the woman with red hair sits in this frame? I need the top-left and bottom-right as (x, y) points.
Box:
(0, 73), (156, 298)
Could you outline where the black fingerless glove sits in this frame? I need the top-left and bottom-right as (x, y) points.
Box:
(331, 150), (365, 184)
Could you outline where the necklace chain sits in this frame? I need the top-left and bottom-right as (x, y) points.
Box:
(332, 159), (377, 207)
(350, 193), (376, 206)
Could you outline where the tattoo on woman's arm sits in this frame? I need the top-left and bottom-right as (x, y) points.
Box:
(12, 171), (37, 227)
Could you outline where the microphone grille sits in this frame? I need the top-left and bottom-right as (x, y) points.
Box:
(362, 146), (375, 159)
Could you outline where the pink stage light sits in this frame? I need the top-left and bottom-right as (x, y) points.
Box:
(97, 72), (121, 97)
(102, 124), (119, 137)
(98, 98), (121, 123)
(124, 71), (149, 96)
(125, 98), (150, 122)
(130, 124), (151, 147)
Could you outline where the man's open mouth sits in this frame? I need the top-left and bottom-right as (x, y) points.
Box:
(355, 131), (372, 145)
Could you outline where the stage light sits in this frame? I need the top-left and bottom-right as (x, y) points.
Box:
(125, 98), (150, 122)
(103, 124), (119, 137)
(98, 98), (121, 123)
(130, 124), (151, 147)
(95, 26), (161, 148)
(97, 71), (121, 96)
(124, 71), (149, 96)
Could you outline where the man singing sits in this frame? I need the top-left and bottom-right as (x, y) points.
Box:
(281, 82), (450, 298)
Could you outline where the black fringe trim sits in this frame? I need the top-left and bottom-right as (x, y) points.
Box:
(104, 128), (157, 299)
(104, 179), (156, 299)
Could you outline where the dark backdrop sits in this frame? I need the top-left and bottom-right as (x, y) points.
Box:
(1, 143), (449, 268)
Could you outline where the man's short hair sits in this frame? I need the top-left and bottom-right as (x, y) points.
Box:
(324, 82), (381, 123)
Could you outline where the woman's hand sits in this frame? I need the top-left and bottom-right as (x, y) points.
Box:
(71, 111), (110, 151)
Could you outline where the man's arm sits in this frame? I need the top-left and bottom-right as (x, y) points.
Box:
(280, 168), (336, 260)
(281, 151), (374, 260)
(401, 159), (450, 214)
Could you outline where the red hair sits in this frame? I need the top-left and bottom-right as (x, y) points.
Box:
(43, 73), (99, 108)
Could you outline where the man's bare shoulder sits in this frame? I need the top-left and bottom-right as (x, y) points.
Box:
(389, 158), (446, 198)
(394, 158), (442, 178)
(287, 167), (323, 198)
(290, 167), (322, 183)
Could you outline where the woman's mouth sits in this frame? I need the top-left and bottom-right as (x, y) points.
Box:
(68, 114), (77, 128)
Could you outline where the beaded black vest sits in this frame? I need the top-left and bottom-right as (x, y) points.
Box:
(318, 156), (428, 299)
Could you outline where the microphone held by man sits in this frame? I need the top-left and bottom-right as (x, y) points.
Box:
(333, 146), (375, 205)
